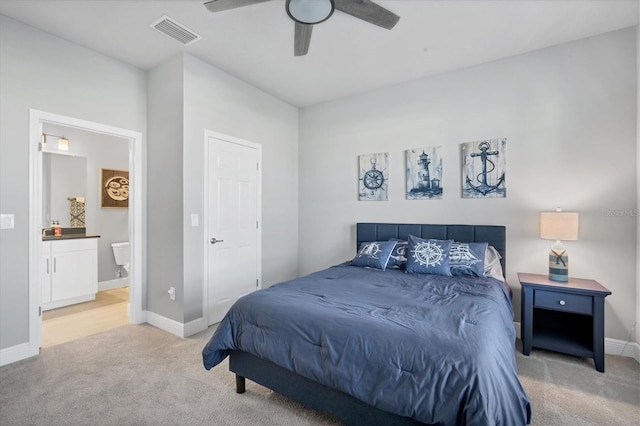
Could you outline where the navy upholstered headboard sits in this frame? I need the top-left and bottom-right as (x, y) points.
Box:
(356, 223), (506, 275)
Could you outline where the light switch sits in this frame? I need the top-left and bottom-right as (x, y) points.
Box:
(1, 214), (15, 229)
(190, 214), (199, 227)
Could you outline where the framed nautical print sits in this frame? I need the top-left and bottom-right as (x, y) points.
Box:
(100, 168), (129, 208)
(461, 138), (507, 199)
(406, 146), (443, 200)
(358, 152), (389, 201)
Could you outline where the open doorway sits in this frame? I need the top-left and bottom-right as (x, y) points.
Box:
(28, 110), (144, 356)
(40, 123), (131, 347)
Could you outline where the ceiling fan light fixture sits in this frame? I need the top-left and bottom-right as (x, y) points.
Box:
(286, 0), (335, 25)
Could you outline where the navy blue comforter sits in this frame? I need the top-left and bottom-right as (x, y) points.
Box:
(202, 263), (532, 425)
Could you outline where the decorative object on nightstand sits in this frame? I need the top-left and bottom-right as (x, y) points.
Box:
(519, 272), (611, 372)
(539, 207), (579, 282)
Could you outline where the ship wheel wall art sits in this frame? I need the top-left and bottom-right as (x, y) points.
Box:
(461, 138), (507, 199)
(358, 153), (389, 201)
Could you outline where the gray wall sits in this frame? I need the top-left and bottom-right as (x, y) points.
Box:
(637, 19), (640, 346)
(298, 28), (638, 341)
(147, 55), (185, 323)
(0, 15), (147, 350)
(182, 54), (299, 321)
(145, 53), (300, 324)
(0, 12), (636, 354)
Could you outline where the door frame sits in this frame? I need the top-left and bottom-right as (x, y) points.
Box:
(28, 109), (144, 357)
(202, 129), (262, 326)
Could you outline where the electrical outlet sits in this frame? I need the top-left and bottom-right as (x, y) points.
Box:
(168, 286), (176, 301)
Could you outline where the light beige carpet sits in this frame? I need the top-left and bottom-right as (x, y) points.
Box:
(0, 324), (638, 425)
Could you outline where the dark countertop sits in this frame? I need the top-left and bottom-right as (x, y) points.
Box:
(42, 234), (100, 241)
(42, 227), (100, 241)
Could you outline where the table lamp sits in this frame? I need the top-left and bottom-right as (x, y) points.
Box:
(539, 208), (579, 282)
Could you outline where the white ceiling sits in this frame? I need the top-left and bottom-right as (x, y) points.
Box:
(1, 0), (638, 107)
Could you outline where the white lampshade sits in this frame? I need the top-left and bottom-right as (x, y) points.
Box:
(540, 210), (579, 241)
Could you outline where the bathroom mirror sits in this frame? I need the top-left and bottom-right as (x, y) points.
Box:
(43, 153), (87, 228)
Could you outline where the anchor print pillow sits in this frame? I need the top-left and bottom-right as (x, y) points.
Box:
(405, 235), (453, 276)
(351, 240), (398, 271)
(449, 241), (488, 277)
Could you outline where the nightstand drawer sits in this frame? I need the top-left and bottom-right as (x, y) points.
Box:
(534, 290), (592, 315)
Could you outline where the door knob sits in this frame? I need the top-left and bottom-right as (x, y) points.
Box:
(210, 237), (224, 245)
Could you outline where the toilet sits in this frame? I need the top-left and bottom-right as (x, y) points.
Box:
(111, 242), (130, 274)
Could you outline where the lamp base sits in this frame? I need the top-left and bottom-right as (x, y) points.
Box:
(548, 246), (569, 282)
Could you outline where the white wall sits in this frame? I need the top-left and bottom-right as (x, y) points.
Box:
(299, 28), (637, 341)
(0, 16), (147, 350)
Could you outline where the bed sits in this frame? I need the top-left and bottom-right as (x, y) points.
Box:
(202, 223), (532, 425)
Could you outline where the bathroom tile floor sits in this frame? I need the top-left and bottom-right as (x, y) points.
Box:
(42, 287), (130, 348)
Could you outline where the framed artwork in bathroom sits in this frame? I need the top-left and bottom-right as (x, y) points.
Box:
(100, 168), (129, 208)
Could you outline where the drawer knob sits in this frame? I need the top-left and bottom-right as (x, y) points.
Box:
(559, 300), (566, 306)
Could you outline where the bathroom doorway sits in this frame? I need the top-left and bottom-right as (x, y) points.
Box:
(39, 123), (131, 347)
(28, 110), (144, 356)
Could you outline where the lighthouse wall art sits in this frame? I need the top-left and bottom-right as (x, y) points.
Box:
(406, 146), (443, 200)
(460, 138), (507, 199)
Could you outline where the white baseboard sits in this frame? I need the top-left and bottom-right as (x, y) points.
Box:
(145, 311), (184, 337)
(605, 337), (640, 362)
(144, 311), (207, 338)
(0, 342), (35, 367)
(513, 321), (640, 362)
(99, 278), (129, 291)
(184, 317), (208, 337)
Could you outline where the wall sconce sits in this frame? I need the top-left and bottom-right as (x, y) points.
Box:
(42, 133), (70, 151)
(539, 207), (579, 282)
(57, 137), (69, 151)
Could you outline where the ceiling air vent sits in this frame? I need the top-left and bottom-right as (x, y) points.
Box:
(150, 16), (202, 46)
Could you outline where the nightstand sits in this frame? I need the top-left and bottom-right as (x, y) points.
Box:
(518, 272), (611, 372)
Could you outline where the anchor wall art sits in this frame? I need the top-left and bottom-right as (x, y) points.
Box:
(358, 152), (389, 201)
(461, 138), (507, 199)
(406, 147), (443, 200)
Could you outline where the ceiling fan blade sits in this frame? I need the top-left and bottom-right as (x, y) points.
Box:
(294, 22), (313, 56)
(204, 0), (272, 13)
(334, 0), (399, 30)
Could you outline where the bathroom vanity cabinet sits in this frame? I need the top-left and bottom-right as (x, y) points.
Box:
(42, 238), (98, 311)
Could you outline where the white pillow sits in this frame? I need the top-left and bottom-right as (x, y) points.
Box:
(484, 245), (504, 281)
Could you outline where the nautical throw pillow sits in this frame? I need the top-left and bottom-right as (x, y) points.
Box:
(387, 239), (408, 269)
(405, 235), (453, 276)
(351, 240), (397, 270)
(449, 241), (488, 277)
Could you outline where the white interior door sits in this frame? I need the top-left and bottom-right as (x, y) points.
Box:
(206, 134), (261, 325)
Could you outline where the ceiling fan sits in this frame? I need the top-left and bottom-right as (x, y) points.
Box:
(204, 0), (400, 56)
